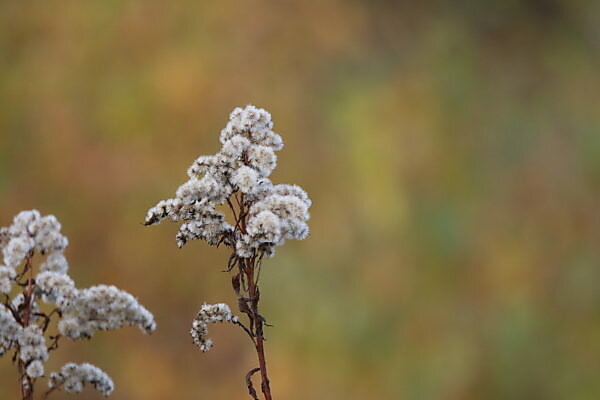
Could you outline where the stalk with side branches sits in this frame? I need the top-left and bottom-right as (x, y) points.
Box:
(145, 105), (311, 399)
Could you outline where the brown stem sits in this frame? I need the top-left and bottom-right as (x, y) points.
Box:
(229, 194), (273, 400)
(255, 335), (272, 400)
(239, 194), (248, 234)
(245, 258), (272, 400)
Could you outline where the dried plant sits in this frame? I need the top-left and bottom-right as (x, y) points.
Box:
(0, 210), (156, 399)
(145, 105), (311, 399)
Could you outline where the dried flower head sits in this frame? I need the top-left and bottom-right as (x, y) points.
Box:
(57, 285), (156, 340)
(0, 305), (22, 356)
(0, 210), (156, 398)
(145, 106), (311, 400)
(49, 363), (114, 396)
(145, 105), (311, 259)
(190, 303), (238, 352)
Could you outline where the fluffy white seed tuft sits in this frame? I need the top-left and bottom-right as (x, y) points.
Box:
(58, 285), (156, 339)
(35, 271), (78, 307)
(231, 166), (259, 194)
(49, 362), (114, 396)
(221, 135), (251, 159)
(246, 210), (282, 245)
(190, 303), (238, 352)
(18, 325), (48, 365)
(26, 360), (45, 378)
(246, 145), (277, 177)
(0, 305), (22, 355)
(0, 266), (15, 294)
(39, 252), (69, 274)
(3, 236), (35, 269)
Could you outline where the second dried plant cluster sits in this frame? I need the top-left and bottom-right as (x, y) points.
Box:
(0, 210), (155, 399)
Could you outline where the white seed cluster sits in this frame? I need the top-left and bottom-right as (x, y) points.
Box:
(1, 210), (70, 298)
(190, 303), (238, 352)
(2, 210), (68, 269)
(238, 186), (311, 257)
(35, 271), (77, 307)
(18, 325), (48, 378)
(57, 285), (156, 339)
(0, 305), (21, 356)
(49, 362), (114, 396)
(0, 265), (16, 294)
(40, 252), (69, 274)
(145, 105), (311, 258)
(0, 210), (156, 396)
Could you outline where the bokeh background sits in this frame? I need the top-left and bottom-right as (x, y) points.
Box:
(1, 1), (599, 399)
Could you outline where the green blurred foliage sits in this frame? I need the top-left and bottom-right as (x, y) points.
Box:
(1, 1), (599, 399)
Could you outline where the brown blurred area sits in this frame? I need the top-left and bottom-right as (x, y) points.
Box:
(1, 1), (600, 399)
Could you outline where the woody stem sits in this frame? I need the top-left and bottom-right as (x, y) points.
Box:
(245, 258), (272, 400)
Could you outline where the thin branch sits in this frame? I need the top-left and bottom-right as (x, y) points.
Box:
(46, 308), (61, 319)
(239, 264), (248, 292)
(227, 198), (238, 222)
(42, 385), (59, 400)
(223, 253), (239, 273)
(36, 312), (51, 333)
(3, 295), (21, 324)
(234, 192), (243, 208)
(233, 210), (248, 235)
(245, 368), (261, 400)
(234, 320), (256, 345)
(47, 335), (61, 352)
(14, 249), (34, 282)
(254, 254), (264, 286)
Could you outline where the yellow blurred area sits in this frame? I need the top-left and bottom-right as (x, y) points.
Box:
(1, 1), (600, 399)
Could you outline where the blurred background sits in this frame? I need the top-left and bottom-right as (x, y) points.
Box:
(1, 1), (599, 399)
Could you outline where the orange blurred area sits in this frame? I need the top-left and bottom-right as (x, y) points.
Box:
(1, 1), (600, 399)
